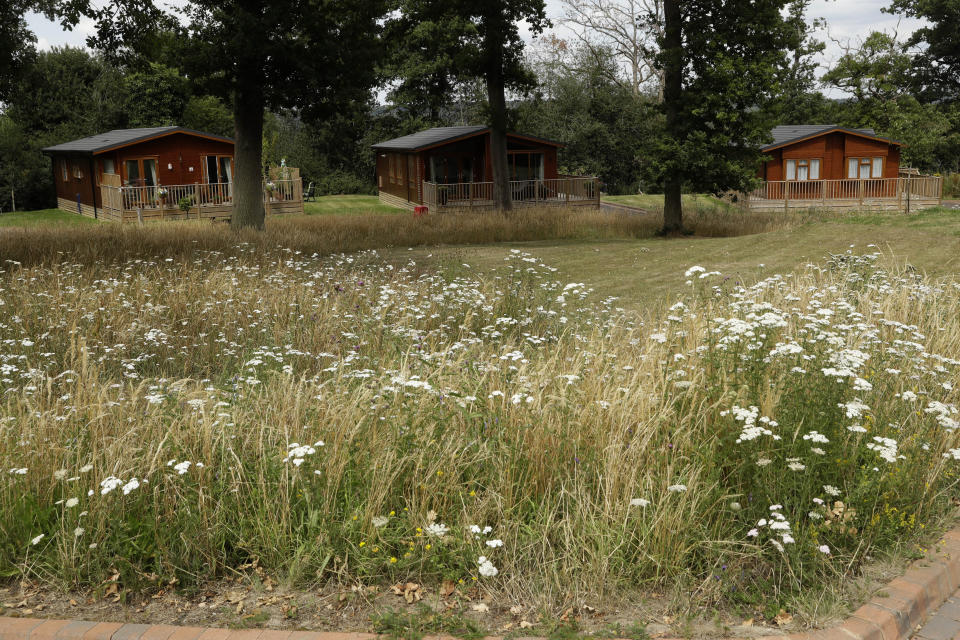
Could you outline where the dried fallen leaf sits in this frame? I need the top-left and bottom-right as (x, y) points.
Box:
(741, 618), (753, 627)
(471, 603), (490, 613)
(509, 605), (523, 615)
(520, 620), (534, 629)
(440, 580), (456, 597)
(774, 610), (793, 627)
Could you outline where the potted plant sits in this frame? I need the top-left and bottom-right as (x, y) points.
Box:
(156, 187), (168, 207)
(265, 180), (277, 200)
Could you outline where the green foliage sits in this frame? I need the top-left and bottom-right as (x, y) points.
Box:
(650, 0), (801, 223)
(182, 95), (233, 138)
(122, 62), (190, 128)
(822, 32), (913, 102)
(819, 30), (960, 173)
(887, 0), (960, 100)
(516, 43), (661, 194)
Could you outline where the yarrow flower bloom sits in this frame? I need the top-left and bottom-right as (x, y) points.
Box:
(100, 476), (123, 495)
(818, 544), (830, 554)
(425, 522), (449, 537)
(485, 539), (504, 548)
(30, 534), (44, 546)
(630, 498), (650, 507)
(372, 516), (389, 528)
(667, 484), (687, 493)
(65, 497), (79, 508)
(477, 556), (499, 577)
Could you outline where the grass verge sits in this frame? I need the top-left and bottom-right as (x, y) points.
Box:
(0, 237), (957, 622)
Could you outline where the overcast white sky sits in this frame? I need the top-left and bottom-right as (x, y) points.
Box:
(26, 0), (926, 96)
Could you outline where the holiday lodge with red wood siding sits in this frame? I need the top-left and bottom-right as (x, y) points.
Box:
(372, 126), (599, 210)
(43, 127), (234, 219)
(748, 125), (942, 211)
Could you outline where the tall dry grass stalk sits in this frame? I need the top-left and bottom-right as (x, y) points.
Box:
(0, 206), (832, 268)
(0, 224), (956, 614)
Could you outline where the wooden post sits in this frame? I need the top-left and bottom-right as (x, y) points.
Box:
(859, 179), (864, 208)
(784, 180), (789, 213)
(906, 176), (911, 214)
(136, 206), (143, 224)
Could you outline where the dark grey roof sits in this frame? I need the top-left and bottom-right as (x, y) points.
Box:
(42, 126), (233, 155)
(762, 124), (898, 150)
(372, 126), (564, 151)
(372, 126), (490, 151)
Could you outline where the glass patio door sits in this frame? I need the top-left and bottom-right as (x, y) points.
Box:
(123, 158), (159, 207)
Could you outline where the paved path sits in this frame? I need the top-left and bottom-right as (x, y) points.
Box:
(915, 592), (960, 640)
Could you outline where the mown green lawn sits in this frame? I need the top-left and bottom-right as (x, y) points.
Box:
(0, 209), (100, 228)
(400, 205), (960, 311)
(602, 193), (731, 211)
(303, 194), (400, 216)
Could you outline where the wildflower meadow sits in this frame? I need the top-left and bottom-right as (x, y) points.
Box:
(0, 240), (958, 615)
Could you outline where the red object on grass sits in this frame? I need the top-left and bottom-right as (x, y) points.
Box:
(414, 205), (428, 217)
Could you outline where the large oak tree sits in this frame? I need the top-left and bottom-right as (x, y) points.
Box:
(85, 0), (386, 229)
(652, 0), (802, 233)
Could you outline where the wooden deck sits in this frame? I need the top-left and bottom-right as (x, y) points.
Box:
(745, 176), (942, 213)
(64, 169), (305, 223)
(422, 176), (600, 211)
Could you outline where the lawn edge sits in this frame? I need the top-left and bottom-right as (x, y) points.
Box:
(3, 528), (960, 640)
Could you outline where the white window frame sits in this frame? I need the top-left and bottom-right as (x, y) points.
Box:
(785, 158), (821, 181)
(847, 157), (884, 179)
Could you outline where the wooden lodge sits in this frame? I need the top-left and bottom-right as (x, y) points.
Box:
(372, 126), (599, 211)
(747, 125), (942, 212)
(42, 126), (303, 223)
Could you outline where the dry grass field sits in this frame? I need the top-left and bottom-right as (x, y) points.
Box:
(1, 204), (959, 635)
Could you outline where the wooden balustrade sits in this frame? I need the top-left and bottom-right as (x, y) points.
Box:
(747, 177), (942, 202)
(423, 176), (599, 210)
(100, 178), (303, 223)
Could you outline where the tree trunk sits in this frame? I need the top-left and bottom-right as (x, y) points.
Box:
(231, 81), (266, 230)
(660, 0), (683, 234)
(485, 21), (512, 212)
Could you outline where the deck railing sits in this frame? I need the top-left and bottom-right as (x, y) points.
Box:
(747, 176), (942, 202)
(100, 178), (303, 222)
(423, 176), (600, 209)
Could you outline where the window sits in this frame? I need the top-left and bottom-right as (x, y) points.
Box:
(123, 158), (158, 187)
(847, 157), (883, 179)
(387, 154), (396, 184)
(60, 160), (68, 182)
(72, 162), (83, 180)
(785, 158), (820, 181)
(204, 155), (233, 184)
(96, 158), (116, 186)
(508, 152), (544, 181)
